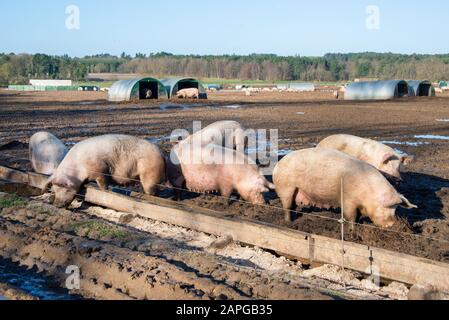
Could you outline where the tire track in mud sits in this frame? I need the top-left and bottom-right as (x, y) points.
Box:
(0, 198), (332, 300)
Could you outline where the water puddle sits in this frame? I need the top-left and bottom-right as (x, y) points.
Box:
(380, 140), (430, 147)
(436, 119), (449, 122)
(0, 259), (79, 300)
(159, 103), (205, 111)
(64, 141), (76, 147)
(414, 135), (449, 141)
(221, 105), (242, 109)
(296, 112), (305, 115)
(147, 136), (171, 144)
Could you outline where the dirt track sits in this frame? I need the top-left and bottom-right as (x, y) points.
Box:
(1, 89), (449, 298)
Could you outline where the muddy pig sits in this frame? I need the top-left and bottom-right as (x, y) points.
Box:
(181, 120), (247, 152)
(47, 135), (165, 208)
(317, 134), (414, 180)
(167, 142), (274, 204)
(273, 148), (417, 227)
(29, 132), (68, 175)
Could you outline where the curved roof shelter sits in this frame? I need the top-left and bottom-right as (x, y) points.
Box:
(160, 78), (207, 99)
(408, 80), (436, 97)
(345, 80), (411, 100)
(108, 78), (168, 102)
(276, 82), (315, 91)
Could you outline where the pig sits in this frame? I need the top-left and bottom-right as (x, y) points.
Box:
(167, 143), (275, 205)
(181, 121), (247, 152)
(273, 148), (417, 227)
(145, 89), (152, 99)
(29, 132), (68, 176)
(176, 88), (199, 99)
(333, 90), (340, 99)
(317, 134), (414, 181)
(46, 135), (165, 208)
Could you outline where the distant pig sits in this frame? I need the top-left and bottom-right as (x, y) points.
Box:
(273, 148), (417, 227)
(47, 135), (165, 208)
(181, 121), (247, 152)
(29, 132), (68, 176)
(317, 134), (414, 180)
(176, 88), (199, 99)
(167, 143), (274, 205)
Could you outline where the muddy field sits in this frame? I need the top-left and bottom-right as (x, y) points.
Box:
(1, 89), (449, 299)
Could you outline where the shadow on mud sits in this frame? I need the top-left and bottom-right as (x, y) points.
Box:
(397, 172), (449, 223)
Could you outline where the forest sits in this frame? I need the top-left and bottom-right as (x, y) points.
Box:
(1, 51), (449, 86)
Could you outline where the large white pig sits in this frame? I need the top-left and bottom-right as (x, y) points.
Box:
(176, 88), (199, 99)
(46, 135), (165, 208)
(317, 134), (414, 180)
(167, 142), (274, 204)
(180, 121), (248, 152)
(273, 148), (417, 227)
(29, 132), (68, 175)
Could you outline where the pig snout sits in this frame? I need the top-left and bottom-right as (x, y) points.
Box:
(370, 208), (398, 228)
(52, 185), (78, 208)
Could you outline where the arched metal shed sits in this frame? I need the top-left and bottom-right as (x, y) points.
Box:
(344, 80), (411, 100)
(108, 78), (168, 102)
(276, 83), (315, 91)
(408, 80), (436, 97)
(160, 78), (207, 99)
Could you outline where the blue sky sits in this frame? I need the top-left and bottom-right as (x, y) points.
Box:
(0, 0), (448, 57)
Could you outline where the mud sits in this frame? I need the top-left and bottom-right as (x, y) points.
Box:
(0, 90), (449, 288)
(0, 192), (338, 300)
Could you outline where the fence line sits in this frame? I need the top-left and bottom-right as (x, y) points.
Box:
(1, 151), (449, 246)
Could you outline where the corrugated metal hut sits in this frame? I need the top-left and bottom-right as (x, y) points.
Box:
(408, 80), (435, 97)
(161, 78), (207, 99)
(277, 83), (315, 92)
(345, 80), (411, 100)
(108, 78), (168, 102)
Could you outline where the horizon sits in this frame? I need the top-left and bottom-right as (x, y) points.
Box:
(3, 51), (449, 59)
(1, 0), (449, 57)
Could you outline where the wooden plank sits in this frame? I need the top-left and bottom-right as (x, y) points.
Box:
(1, 165), (449, 292)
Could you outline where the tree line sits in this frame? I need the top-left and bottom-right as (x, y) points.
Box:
(1, 51), (449, 86)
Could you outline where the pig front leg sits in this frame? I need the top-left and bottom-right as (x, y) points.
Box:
(343, 203), (359, 235)
(95, 175), (109, 191)
(219, 184), (234, 205)
(140, 173), (160, 196)
(277, 187), (296, 223)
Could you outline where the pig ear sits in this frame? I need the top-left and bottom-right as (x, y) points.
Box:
(398, 194), (418, 210)
(381, 153), (397, 165)
(401, 155), (414, 166)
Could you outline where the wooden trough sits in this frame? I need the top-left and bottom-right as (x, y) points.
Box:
(1, 165), (448, 293)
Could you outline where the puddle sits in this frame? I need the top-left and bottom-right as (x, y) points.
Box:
(380, 140), (430, 147)
(221, 105), (242, 109)
(436, 119), (449, 122)
(79, 102), (96, 105)
(393, 148), (407, 156)
(296, 112), (305, 115)
(147, 136), (171, 144)
(159, 103), (205, 111)
(0, 259), (80, 300)
(414, 135), (449, 141)
(277, 149), (292, 156)
(64, 142), (76, 147)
